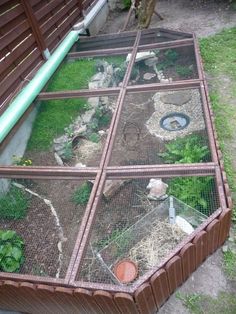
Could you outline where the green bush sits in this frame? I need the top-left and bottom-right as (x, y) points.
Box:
(89, 133), (100, 143)
(62, 142), (73, 161)
(164, 49), (179, 63)
(159, 135), (210, 164)
(0, 186), (29, 220)
(123, 0), (131, 10)
(0, 230), (25, 272)
(72, 182), (92, 205)
(168, 176), (214, 215)
(176, 65), (193, 78)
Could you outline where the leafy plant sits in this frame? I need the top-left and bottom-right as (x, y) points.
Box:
(123, 0), (131, 9)
(0, 230), (24, 272)
(159, 135), (210, 164)
(62, 142), (73, 161)
(94, 107), (111, 129)
(0, 186), (29, 220)
(164, 49), (179, 63)
(176, 65), (193, 78)
(168, 176), (214, 215)
(89, 133), (100, 143)
(72, 182), (92, 205)
(12, 156), (32, 166)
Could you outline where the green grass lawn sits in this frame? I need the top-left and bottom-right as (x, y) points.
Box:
(200, 27), (236, 222)
(175, 26), (236, 314)
(177, 292), (236, 314)
(27, 55), (126, 151)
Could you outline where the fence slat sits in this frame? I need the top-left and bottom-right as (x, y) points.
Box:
(150, 269), (170, 309)
(193, 230), (208, 267)
(74, 288), (104, 314)
(206, 219), (220, 254)
(218, 208), (231, 246)
(165, 256), (183, 294)
(180, 243), (196, 281)
(114, 293), (139, 314)
(135, 283), (157, 314)
(93, 290), (121, 314)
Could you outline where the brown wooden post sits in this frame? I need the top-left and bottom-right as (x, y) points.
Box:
(20, 0), (48, 59)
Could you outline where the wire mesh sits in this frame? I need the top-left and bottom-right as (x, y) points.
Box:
(129, 46), (198, 86)
(77, 174), (220, 285)
(1, 95), (118, 168)
(109, 89), (212, 167)
(0, 177), (94, 278)
(139, 29), (192, 46)
(47, 54), (129, 91)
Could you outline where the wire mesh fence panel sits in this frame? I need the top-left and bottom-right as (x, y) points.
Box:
(74, 34), (137, 51)
(47, 54), (130, 91)
(0, 177), (95, 279)
(129, 45), (198, 86)
(77, 174), (220, 286)
(0, 95), (118, 168)
(139, 29), (193, 46)
(109, 89), (211, 166)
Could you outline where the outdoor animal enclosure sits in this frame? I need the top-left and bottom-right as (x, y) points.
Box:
(0, 27), (232, 314)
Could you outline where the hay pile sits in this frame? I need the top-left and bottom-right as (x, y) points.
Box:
(129, 218), (186, 272)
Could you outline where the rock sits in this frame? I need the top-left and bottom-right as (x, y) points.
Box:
(143, 72), (156, 80)
(74, 125), (87, 135)
(144, 56), (159, 67)
(103, 180), (128, 200)
(126, 51), (156, 63)
(54, 142), (66, 152)
(106, 64), (113, 76)
(146, 178), (168, 200)
(92, 72), (105, 81)
(75, 162), (86, 168)
(54, 135), (68, 144)
(160, 78), (170, 84)
(161, 90), (192, 106)
(98, 130), (106, 136)
(88, 97), (100, 108)
(222, 245), (229, 253)
(89, 81), (100, 89)
(81, 109), (95, 124)
(54, 153), (64, 166)
(176, 216), (194, 235)
(100, 96), (109, 106)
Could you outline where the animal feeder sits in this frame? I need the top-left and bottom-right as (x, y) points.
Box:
(0, 26), (231, 314)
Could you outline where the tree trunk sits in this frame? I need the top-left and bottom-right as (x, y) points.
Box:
(137, 0), (156, 29)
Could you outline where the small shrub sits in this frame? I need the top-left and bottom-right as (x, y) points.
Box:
(62, 142), (73, 161)
(176, 65), (193, 78)
(159, 135), (210, 164)
(89, 133), (100, 143)
(0, 186), (29, 220)
(0, 230), (25, 272)
(94, 107), (111, 129)
(72, 182), (92, 205)
(12, 156), (32, 166)
(168, 176), (213, 215)
(164, 49), (179, 63)
(123, 0), (131, 9)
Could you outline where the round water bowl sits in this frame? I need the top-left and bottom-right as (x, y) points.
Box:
(160, 112), (190, 132)
(113, 259), (138, 283)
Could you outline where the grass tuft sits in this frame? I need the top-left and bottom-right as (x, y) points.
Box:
(0, 186), (29, 220)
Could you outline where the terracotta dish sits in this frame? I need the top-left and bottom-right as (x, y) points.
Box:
(113, 259), (138, 283)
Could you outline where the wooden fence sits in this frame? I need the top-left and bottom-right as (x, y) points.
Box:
(0, 0), (96, 113)
(0, 207), (231, 314)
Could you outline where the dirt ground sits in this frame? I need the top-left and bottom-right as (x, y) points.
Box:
(99, 0), (236, 312)
(101, 0), (236, 37)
